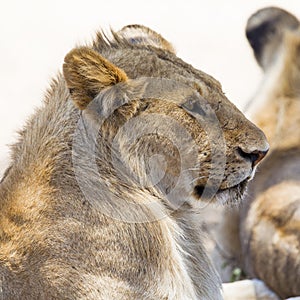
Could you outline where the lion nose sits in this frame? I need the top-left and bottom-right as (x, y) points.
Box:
(237, 147), (269, 167)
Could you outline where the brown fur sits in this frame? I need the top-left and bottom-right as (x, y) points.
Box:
(0, 25), (268, 299)
(64, 47), (128, 109)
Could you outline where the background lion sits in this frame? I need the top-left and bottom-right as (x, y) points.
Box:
(217, 7), (300, 299)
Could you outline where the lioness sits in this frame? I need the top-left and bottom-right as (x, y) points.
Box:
(218, 7), (300, 299)
(0, 25), (268, 299)
(241, 7), (300, 299)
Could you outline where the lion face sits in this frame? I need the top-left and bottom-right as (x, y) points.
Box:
(63, 26), (269, 209)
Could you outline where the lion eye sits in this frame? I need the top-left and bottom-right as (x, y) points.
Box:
(182, 99), (195, 110)
(181, 99), (206, 117)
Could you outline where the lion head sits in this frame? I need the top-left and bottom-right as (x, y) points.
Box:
(62, 25), (269, 216)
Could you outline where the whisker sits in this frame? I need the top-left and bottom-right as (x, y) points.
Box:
(181, 163), (201, 172)
(190, 176), (207, 184)
(181, 167), (201, 173)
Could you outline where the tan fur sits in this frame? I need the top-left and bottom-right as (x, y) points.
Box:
(242, 33), (300, 299)
(219, 7), (300, 299)
(0, 25), (268, 299)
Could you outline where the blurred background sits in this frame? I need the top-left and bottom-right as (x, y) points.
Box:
(0, 0), (299, 177)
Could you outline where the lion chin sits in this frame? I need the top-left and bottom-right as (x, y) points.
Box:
(193, 178), (249, 206)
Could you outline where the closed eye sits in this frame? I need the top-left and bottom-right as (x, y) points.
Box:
(180, 98), (207, 117)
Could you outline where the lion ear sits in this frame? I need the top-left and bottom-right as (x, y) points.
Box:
(118, 25), (176, 53)
(63, 47), (128, 110)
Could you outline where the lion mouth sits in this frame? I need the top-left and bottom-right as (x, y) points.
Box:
(193, 179), (248, 203)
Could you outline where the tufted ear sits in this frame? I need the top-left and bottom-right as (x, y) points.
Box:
(63, 47), (128, 110)
(118, 24), (176, 53)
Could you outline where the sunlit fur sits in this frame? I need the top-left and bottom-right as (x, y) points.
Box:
(0, 25), (268, 299)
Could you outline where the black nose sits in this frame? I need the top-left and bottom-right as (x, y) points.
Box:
(238, 147), (269, 167)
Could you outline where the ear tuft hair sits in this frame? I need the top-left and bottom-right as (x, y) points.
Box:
(63, 47), (128, 110)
